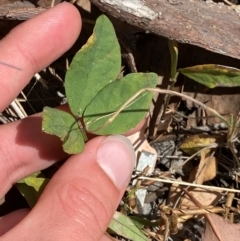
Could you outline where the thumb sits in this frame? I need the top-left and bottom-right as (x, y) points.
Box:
(3, 135), (136, 241)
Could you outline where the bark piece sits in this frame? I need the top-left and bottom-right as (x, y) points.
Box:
(90, 0), (240, 60)
(0, 1), (46, 20)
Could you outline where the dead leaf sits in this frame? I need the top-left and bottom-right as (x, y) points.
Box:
(128, 123), (157, 172)
(189, 152), (217, 184)
(202, 213), (240, 241)
(180, 187), (222, 209)
(167, 177), (221, 209)
(75, 0), (91, 12)
(184, 84), (240, 127)
(180, 134), (223, 156)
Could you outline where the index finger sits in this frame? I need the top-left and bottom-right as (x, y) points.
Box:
(0, 2), (82, 112)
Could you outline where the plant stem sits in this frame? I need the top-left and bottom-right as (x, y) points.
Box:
(77, 119), (88, 142)
(161, 72), (179, 120)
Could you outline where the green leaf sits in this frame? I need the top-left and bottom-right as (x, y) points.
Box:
(84, 73), (158, 135)
(179, 64), (240, 88)
(42, 107), (85, 154)
(65, 15), (121, 116)
(17, 172), (41, 182)
(168, 39), (178, 79)
(15, 176), (49, 208)
(108, 211), (150, 241)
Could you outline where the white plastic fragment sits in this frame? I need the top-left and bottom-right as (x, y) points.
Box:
(128, 129), (157, 212)
(135, 150), (157, 209)
(136, 150), (157, 175)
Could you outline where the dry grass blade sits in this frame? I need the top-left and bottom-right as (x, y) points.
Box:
(138, 177), (240, 194)
(95, 87), (230, 133)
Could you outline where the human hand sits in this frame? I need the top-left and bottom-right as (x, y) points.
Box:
(0, 3), (140, 240)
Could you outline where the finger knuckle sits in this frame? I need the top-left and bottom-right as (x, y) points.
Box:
(56, 179), (110, 237)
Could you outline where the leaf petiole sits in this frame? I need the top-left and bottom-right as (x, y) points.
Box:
(77, 119), (88, 142)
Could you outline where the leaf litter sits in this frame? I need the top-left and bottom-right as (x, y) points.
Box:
(2, 0), (240, 240)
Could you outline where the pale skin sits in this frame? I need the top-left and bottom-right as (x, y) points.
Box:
(0, 3), (144, 240)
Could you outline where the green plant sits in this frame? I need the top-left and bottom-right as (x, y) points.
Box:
(41, 15), (158, 154)
(161, 40), (240, 118)
(167, 40), (240, 168)
(168, 39), (240, 89)
(42, 15), (240, 156)
(20, 14), (240, 239)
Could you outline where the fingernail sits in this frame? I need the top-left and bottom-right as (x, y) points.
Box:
(97, 135), (136, 190)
